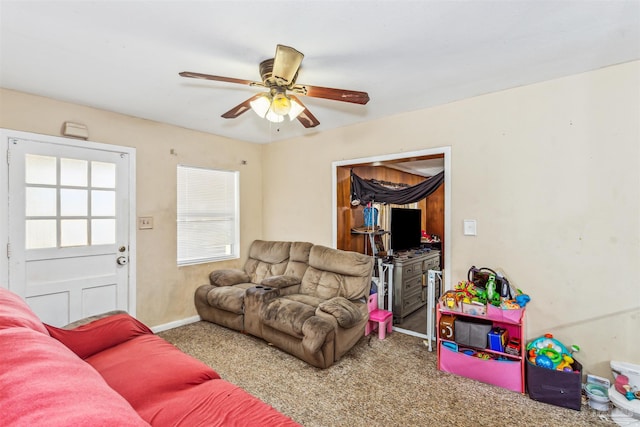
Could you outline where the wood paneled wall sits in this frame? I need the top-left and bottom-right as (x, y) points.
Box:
(336, 165), (444, 255)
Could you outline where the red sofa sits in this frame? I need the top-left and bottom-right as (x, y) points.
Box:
(0, 288), (299, 426)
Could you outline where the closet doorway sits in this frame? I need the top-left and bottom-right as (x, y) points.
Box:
(332, 147), (451, 340)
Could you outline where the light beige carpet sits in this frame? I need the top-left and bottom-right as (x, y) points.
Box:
(159, 321), (616, 427)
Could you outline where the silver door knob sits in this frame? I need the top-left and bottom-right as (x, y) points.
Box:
(116, 256), (128, 265)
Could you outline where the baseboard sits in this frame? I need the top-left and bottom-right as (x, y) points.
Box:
(151, 315), (201, 333)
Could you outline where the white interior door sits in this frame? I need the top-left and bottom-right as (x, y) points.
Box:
(5, 132), (135, 326)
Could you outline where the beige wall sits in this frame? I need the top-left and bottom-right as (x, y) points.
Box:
(263, 61), (640, 378)
(1, 60), (638, 378)
(0, 88), (264, 327)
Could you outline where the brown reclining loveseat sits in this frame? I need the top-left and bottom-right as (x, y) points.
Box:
(195, 240), (374, 368)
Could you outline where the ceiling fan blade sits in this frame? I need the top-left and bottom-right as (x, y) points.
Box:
(291, 84), (370, 105)
(179, 71), (262, 87)
(289, 95), (320, 128)
(221, 94), (263, 119)
(272, 45), (304, 86)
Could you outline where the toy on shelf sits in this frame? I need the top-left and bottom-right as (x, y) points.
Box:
(454, 281), (484, 303)
(515, 292), (531, 308)
(504, 337), (520, 356)
(444, 279), (531, 313)
(485, 274), (500, 306)
(526, 333), (580, 372)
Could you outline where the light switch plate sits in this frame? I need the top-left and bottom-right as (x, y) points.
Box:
(463, 219), (477, 236)
(138, 216), (153, 230)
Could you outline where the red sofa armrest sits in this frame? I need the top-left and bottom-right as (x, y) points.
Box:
(45, 313), (152, 359)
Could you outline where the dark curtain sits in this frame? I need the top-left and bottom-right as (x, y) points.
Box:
(350, 170), (444, 205)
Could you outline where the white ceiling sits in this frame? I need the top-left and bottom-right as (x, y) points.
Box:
(1, 1), (639, 147)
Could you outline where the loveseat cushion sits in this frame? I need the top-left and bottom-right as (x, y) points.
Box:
(0, 327), (148, 426)
(244, 240), (292, 283)
(283, 241), (313, 279)
(45, 313), (152, 359)
(261, 298), (316, 337)
(86, 334), (221, 416)
(283, 293), (325, 308)
(207, 285), (248, 314)
(261, 275), (301, 289)
(318, 297), (364, 328)
(300, 245), (374, 300)
(210, 269), (251, 287)
(0, 288), (49, 334)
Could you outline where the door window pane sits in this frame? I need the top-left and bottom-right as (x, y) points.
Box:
(26, 220), (57, 249)
(61, 219), (87, 247)
(60, 158), (88, 187)
(26, 187), (56, 216)
(25, 154), (57, 185)
(60, 189), (88, 216)
(91, 219), (115, 245)
(91, 190), (115, 216)
(92, 161), (116, 188)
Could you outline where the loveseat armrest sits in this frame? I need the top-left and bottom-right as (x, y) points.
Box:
(209, 269), (251, 286)
(317, 297), (364, 329)
(260, 275), (301, 289)
(244, 285), (280, 314)
(244, 285), (282, 337)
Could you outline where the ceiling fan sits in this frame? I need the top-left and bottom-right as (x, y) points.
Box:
(179, 44), (370, 128)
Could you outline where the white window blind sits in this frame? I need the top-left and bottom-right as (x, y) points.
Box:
(177, 165), (239, 265)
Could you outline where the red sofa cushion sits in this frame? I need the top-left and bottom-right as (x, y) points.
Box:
(0, 287), (49, 334)
(45, 313), (152, 359)
(86, 334), (222, 413)
(0, 327), (149, 427)
(139, 378), (301, 426)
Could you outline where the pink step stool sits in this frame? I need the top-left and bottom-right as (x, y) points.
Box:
(365, 293), (393, 339)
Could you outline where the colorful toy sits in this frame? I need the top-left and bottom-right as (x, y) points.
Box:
(475, 351), (492, 360)
(615, 374), (639, 401)
(556, 354), (575, 372)
(443, 290), (460, 309)
(486, 274), (497, 302)
(535, 354), (554, 369)
(515, 293), (531, 307)
(453, 281), (489, 305)
(444, 279), (531, 314)
(500, 300), (520, 310)
(526, 333), (579, 371)
(488, 327), (508, 352)
(505, 338), (520, 356)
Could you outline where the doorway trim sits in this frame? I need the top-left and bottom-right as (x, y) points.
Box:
(0, 128), (137, 316)
(331, 146), (451, 338)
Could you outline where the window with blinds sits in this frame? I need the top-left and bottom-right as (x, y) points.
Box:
(177, 165), (239, 265)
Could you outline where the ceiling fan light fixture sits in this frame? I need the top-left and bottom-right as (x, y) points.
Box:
(249, 94), (272, 118)
(265, 109), (285, 123)
(288, 98), (305, 121)
(250, 90), (301, 123)
(271, 92), (291, 116)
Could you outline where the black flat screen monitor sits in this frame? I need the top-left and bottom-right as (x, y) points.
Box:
(390, 208), (422, 252)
